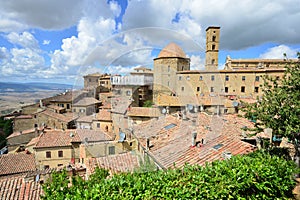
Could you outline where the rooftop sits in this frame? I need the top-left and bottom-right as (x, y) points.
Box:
(7, 127), (43, 139)
(39, 109), (78, 122)
(73, 97), (101, 107)
(0, 177), (42, 200)
(127, 107), (161, 118)
(34, 129), (79, 148)
(87, 152), (140, 174)
(157, 42), (186, 58)
(133, 113), (256, 169)
(0, 152), (36, 176)
(76, 129), (112, 142)
(96, 109), (112, 121)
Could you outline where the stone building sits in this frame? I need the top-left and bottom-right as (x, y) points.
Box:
(152, 26), (297, 114)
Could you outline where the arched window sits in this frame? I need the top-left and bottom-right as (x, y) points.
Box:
(212, 44), (215, 50)
(211, 59), (215, 65)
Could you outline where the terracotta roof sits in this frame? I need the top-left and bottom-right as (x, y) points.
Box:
(100, 101), (112, 109)
(39, 109), (78, 122)
(26, 137), (40, 147)
(157, 43), (186, 58)
(76, 115), (95, 123)
(96, 109), (112, 121)
(0, 177), (42, 200)
(75, 129), (112, 142)
(133, 113), (256, 169)
(7, 127), (42, 139)
(0, 152), (36, 176)
(34, 130), (79, 148)
(87, 152), (140, 174)
(73, 97), (101, 107)
(15, 115), (32, 119)
(84, 72), (102, 77)
(127, 107), (161, 117)
(47, 104), (66, 111)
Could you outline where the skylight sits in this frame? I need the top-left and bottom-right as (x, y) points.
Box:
(213, 143), (224, 150)
(164, 123), (177, 130)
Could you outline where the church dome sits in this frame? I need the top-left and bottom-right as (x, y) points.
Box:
(157, 42), (186, 58)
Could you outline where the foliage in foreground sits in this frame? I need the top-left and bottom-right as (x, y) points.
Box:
(41, 151), (298, 200)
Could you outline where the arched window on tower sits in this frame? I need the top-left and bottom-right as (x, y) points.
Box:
(212, 44), (215, 50)
(212, 35), (216, 42)
(211, 59), (215, 65)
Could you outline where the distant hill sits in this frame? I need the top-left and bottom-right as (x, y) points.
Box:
(0, 82), (73, 93)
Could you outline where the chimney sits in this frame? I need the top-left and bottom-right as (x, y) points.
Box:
(192, 131), (197, 147)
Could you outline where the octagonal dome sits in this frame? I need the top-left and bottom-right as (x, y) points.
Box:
(157, 42), (186, 58)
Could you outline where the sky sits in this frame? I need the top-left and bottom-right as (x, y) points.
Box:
(0, 0), (300, 86)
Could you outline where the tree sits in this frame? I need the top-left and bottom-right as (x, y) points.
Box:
(242, 53), (300, 162)
(143, 100), (153, 107)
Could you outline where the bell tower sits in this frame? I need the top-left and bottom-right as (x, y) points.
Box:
(205, 26), (220, 70)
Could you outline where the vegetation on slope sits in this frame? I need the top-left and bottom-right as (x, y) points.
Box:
(41, 150), (298, 199)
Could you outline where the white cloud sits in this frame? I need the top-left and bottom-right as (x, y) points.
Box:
(43, 40), (50, 45)
(6, 32), (39, 49)
(259, 45), (298, 59)
(189, 54), (205, 70)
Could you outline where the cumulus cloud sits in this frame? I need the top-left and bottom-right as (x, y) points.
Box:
(43, 40), (50, 45)
(259, 45), (298, 59)
(6, 32), (39, 49)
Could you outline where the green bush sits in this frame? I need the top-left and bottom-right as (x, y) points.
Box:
(42, 151), (299, 199)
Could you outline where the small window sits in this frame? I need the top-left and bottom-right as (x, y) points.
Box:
(199, 76), (203, 81)
(168, 65), (170, 72)
(212, 44), (215, 50)
(197, 87), (200, 92)
(46, 151), (51, 158)
(89, 78), (91, 82)
(178, 76), (182, 81)
(276, 76), (280, 80)
(181, 87), (184, 91)
(58, 150), (63, 158)
(212, 35), (216, 42)
(242, 76), (246, 81)
(73, 109), (76, 112)
(241, 86), (245, 93)
(255, 76), (259, 81)
(211, 75), (215, 81)
(44, 165), (49, 170)
(211, 59), (215, 65)
(186, 76), (190, 81)
(67, 104), (70, 109)
(57, 164), (63, 167)
(126, 90), (131, 96)
(210, 87), (214, 92)
(225, 75), (229, 81)
(109, 146), (115, 155)
(225, 87), (228, 93)
(254, 87), (259, 93)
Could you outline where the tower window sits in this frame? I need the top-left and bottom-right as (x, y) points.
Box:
(242, 76), (246, 81)
(211, 59), (215, 65)
(181, 87), (184, 91)
(211, 75), (215, 81)
(225, 75), (229, 81)
(225, 87), (228, 93)
(241, 86), (245, 93)
(212, 44), (215, 50)
(199, 76), (203, 81)
(212, 35), (216, 42)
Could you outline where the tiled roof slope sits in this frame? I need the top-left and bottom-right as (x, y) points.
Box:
(127, 107), (161, 117)
(34, 130), (79, 148)
(73, 97), (101, 106)
(0, 177), (42, 200)
(0, 153), (36, 176)
(76, 129), (112, 142)
(87, 152), (140, 174)
(96, 109), (112, 121)
(134, 113), (256, 169)
(40, 109), (78, 122)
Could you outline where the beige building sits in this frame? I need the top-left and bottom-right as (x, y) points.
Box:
(152, 26), (296, 114)
(83, 73), (102, 88)
(72, 97), (101, 116)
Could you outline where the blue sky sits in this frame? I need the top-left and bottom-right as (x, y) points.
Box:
(0, 0), (299, 86)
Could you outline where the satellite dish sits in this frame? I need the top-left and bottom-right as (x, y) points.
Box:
(232, 101), (239, 107)
(162, 108), (167, 114)
(188, 104), (194, 111)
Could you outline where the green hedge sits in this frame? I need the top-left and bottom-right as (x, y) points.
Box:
(42, 151), (299, 199)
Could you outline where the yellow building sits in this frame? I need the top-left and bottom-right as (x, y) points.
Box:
(153, 26), (296, 114)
